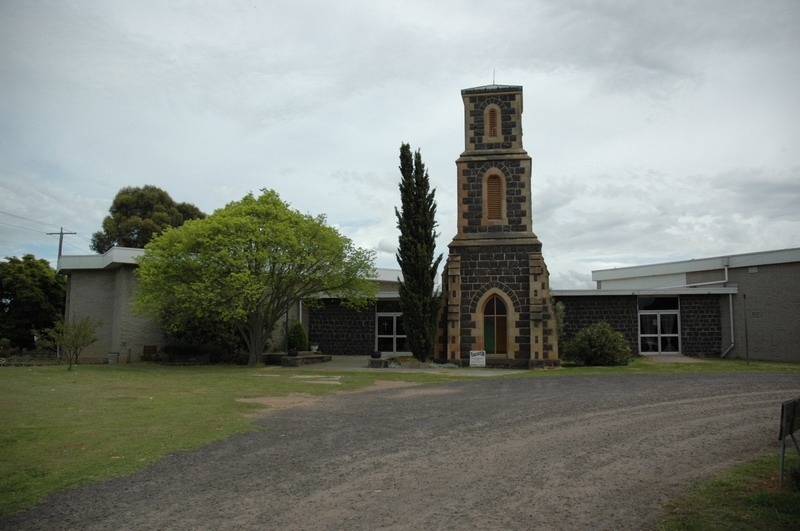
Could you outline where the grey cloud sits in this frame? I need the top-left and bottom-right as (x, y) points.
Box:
(1, 0), (798, 287)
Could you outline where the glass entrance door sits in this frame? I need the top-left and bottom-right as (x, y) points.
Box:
(639, 312), (680, 354)
(376, 314), (407, 354)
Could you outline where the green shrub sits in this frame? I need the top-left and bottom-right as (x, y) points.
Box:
(287, 321), (308, 351)
(565, 321), (630, 366)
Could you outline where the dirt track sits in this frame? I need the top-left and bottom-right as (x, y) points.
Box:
(2, 372), (798, 530)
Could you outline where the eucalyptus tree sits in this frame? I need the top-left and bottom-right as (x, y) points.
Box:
(91, 185), (205, 253)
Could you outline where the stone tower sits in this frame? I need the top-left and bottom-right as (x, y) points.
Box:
(439, 84), (559, 367)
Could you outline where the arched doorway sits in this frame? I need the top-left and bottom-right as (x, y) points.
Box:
(483, 295), (508, 355)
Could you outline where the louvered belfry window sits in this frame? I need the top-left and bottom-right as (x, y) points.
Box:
(487, 175), (502, 220)
(488, 108), (498, 138)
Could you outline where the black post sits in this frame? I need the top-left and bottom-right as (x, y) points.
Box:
(743, 294), (750, 366)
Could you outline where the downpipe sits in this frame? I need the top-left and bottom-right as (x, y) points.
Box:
(683, 264), (736, 358)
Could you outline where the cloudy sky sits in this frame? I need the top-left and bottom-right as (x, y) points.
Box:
(1, 0), (798, 289)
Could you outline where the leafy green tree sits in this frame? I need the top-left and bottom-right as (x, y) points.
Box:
(91, 185), (206, 253)
(395, 143), (443, 362)
(135, 189), (377, 365)
(0, 255), (66, 350)
(38, 316), (102, 370)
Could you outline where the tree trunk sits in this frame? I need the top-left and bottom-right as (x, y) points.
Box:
(247, 331), (263, 366)
(246, 314), (267, 366)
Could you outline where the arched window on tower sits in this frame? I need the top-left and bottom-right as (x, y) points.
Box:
(486, 175), (503, 220)
(488, 107), (498, 138)
(483, 295), (508, 355)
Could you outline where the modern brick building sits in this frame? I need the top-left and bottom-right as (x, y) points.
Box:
(57, 245), (800, 364)
(554, 248), (800, 363)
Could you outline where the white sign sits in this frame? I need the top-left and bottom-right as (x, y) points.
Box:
(470, 350), (486, 368)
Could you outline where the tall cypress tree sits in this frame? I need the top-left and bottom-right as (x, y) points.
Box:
(395, 143), (443, 362)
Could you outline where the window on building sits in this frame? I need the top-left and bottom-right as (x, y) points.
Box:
(486, 175), (502, 220)
(483, 295), (507, 355)
(488, 107), (498, 138)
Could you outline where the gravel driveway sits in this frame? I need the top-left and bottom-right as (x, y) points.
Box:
(3, 372), (798, 530)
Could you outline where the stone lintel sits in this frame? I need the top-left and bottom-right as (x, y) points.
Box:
(449, 234), (542, 248)
(457, 150), (530, 162)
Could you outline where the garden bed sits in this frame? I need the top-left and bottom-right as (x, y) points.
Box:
(281, 354), (332, 367)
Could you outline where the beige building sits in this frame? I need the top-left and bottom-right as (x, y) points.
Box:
(59, 248), (162, 363)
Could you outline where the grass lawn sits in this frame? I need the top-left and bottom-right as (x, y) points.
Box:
(0, 363), (469, 517)
(659, 452), (800, 530)
(1, 358), (798, 522)
(537, 356), (800, 376)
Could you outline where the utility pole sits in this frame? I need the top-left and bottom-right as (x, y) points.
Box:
(47, 227), (76, 259)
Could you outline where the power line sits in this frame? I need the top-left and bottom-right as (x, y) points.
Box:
(0, 210), (93, 257)
(0, 209), (93, 243)
(61, 239), (92, 253)
(0, 221), (89, 250)
(0, 209), (64, 230)
(0, 220), (49, 235)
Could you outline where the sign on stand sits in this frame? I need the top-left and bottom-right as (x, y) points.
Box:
(779, 396), (800, 489)
(470, 350), (486, 368)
